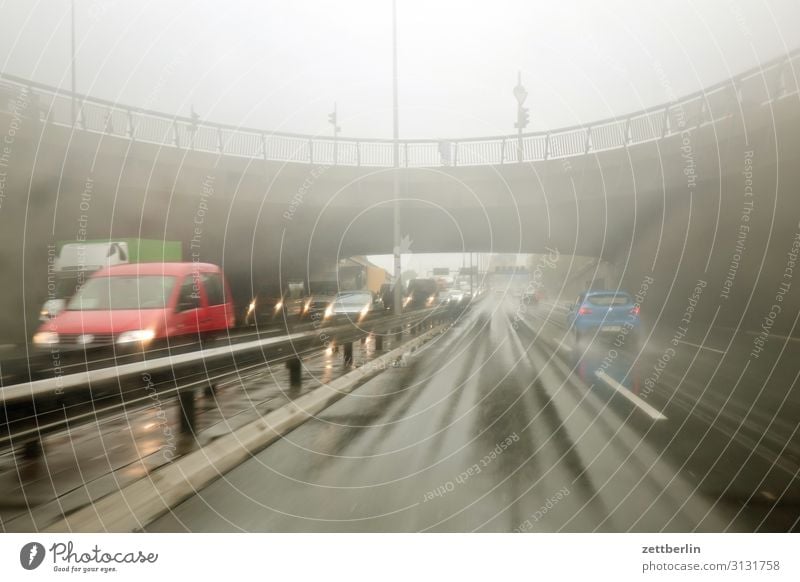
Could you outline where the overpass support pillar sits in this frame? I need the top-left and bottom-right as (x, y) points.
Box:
(287, 357), (302, 388)
(375, 334), (384, 351)
(23, 439), (43, 459)
(343, 342), (354, 366)
(179, 390), (197, 435)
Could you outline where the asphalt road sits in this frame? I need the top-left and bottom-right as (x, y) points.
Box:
(0, 331), (398, 531)
(146, 296), (800, 532)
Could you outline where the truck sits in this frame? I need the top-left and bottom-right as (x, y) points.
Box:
(40, 239), (183, 321)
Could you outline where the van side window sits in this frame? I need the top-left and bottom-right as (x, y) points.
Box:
(176, 276), (201, 311)
(201, 272), (225, 306)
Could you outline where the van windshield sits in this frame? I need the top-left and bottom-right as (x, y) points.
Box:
(66, 275), (177, 310)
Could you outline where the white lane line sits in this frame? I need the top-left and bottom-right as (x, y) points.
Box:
(673, 339), (726, 354)
(594, 370), (667, 421)
(743, 330), (800, 343)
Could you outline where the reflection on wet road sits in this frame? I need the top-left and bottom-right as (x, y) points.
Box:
(0, 332), (397, 532)
(148, 297), (800, 532)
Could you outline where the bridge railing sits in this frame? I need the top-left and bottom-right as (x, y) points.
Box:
(1, 49), (798, 167)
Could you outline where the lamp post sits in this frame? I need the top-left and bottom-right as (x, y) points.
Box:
(391, 0), (403, 316)
(513, 71), (529, 162)
(328, 102), (341, 164)
(470, 253), (474, 296)
(188, 105), (200, 149)
(70, 0), (77, 125)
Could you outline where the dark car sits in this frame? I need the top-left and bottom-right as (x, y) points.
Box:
(244, 282), (307, 326)
(521, 287), (538, 306)
(379, 283), (397, 311)
(305, 281), (340, 321)
(404, 278), (438, 310)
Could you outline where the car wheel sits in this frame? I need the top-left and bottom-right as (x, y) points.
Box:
(629, 330), (644, 351)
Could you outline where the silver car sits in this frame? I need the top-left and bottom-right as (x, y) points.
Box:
(324, 291), (377, 323)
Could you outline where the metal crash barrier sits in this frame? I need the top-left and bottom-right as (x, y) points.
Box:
(0, 305), (462, 457)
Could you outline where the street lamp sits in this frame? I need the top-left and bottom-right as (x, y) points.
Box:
(513, 71), (529, 162)
(328, 102), (341, 164)
(391, 0), (402, 316)
(189, 105), (200, 149)
(71, 0), (77, 125)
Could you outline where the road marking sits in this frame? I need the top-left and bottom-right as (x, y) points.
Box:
(673, 340), (726, 354)
(715, 326), (800, 344)
(552, 337), (572, 353)
(743, 330), (800, 343)
(594, 370), (667, 421)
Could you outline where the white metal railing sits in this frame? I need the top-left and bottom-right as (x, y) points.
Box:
(1, 49), (798, 167)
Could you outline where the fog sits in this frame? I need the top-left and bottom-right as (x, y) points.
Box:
(2, 0), (799, 139)
(2, 0), (800, 544)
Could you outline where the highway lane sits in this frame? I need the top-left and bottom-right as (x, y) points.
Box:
(148, 296), (799, 532)
(0, 331), (401, 532)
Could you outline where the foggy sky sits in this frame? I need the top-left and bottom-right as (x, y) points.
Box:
(3, 0), (799, 275)
(1, 0), (799, 141)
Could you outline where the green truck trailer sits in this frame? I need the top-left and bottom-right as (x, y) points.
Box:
(41, 239), (183, 321)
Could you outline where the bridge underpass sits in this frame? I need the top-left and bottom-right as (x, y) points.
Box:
(0, 51), (799, 533)
(2, 71), (799, 343)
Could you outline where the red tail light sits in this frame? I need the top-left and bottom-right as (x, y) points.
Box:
(577, 306), (592, 315)
(630, 306), (640, 316)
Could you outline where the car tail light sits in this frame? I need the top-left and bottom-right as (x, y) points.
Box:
(630, 306), (640, 315)
(577, 306), (592, 315)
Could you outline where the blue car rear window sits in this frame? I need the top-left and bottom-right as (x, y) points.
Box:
(586, 294), (631, 306)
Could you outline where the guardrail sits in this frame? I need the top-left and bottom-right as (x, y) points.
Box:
(0, 306), (455, 457)
(1, 49), (798, 167)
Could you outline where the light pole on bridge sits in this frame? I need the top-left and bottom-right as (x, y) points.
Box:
(328, 102), (341, 164)
(391, 0), (403, 316)
(513, 71), (529, 162)
(70, 0), (77, 125)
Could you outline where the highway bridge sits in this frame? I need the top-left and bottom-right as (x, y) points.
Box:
(0, 48), (798, 533)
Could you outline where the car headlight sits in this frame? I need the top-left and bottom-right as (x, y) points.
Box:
(33, 331), (59, 345)
(247, 300), (256, 314)
(116, 329), (156, 345)
(274, 301), (283, 311)
(403, 297), (411, 307)
(324, 305), (334, 319)
(359, 304), (370, 320)
(303, 300), (311, 313)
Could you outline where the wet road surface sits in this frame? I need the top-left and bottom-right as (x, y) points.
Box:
(147, 297), (800, 532)
(0, 331), (401, 532)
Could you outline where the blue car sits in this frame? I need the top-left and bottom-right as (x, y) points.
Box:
(567, 290), (641, 346)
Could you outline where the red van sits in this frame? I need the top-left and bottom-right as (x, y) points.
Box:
(33, 262), (235, 349)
